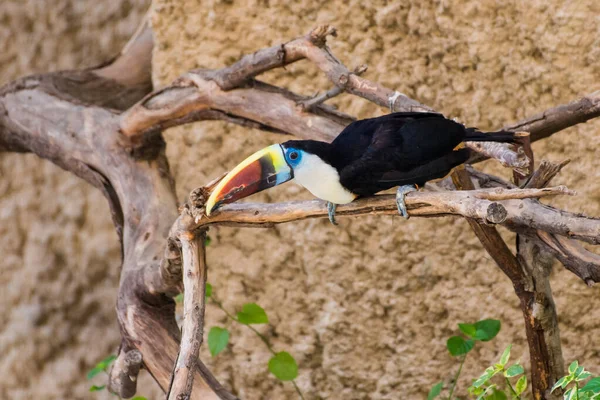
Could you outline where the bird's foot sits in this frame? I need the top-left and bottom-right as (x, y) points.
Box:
(396, 185), (417, 219)
(327, 202), (339, 226)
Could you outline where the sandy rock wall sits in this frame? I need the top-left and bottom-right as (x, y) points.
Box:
(151, 1), (600, 399)
(1, 0), (600, 399)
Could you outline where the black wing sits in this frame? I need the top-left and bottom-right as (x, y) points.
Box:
(330, 112), (446, 169)
(336, 113), (471, 195)
(341, 148), (470, 196)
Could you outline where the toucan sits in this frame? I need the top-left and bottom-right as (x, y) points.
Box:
(205, 112), (516, 224)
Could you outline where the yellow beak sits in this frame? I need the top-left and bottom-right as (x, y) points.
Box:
(205, 144), (293, 215)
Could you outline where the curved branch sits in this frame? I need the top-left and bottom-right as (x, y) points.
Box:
(119, 25), (527, 169)
(537, 232), (600, 286)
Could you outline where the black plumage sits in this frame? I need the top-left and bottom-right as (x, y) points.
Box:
(283, 112), (515, 196)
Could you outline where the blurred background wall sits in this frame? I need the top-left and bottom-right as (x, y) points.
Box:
(1, 0), (599, 399)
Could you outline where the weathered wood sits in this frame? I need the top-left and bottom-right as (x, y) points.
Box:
(0, 22), (226, 400)
(179, 187), (594, 243)
(453, 167), (565, 400)
(506, 90), (600, 142)
(515, 153), (564, 400)
(168, 231), (208, 400)
(120, 25), (527, 169)
(108, 349), (143, 398)
(515, 237), (565, 400)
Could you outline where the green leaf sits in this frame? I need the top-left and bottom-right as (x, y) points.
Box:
(174, 293), (184, 303)
(205, 235), (212, 247)
(552, 376), (568, 392)
(515, 375), (527, 395)
(485, 388), (507, 400)
(565, 387), (577, 400)
(476, 385), (496, 400)
(87, 354), (117, 379)
(582, 377), (600, 393)
(95, 354), (116, 370)
(89, 385), (105, 392)
(208, 327), (230, 357)
(86, 367), (104, 380)
(473, 319), (501, 341)
(498, 344), (512, 366)
(569, 361), (579, 374)
(458, 323), (478, 338)
(504, 364), (524, 378)
(237, 303), (269, 324)
(268, 351), (298, 381)
(206, 283), (212, 298)
(131, 397), (148, 400)
(577, 371), (593, 381)
(469, 385), (484, 396)
(446, 336), (475, 356)
(473, 367), (496, 388)
(427, 381), (443, 400)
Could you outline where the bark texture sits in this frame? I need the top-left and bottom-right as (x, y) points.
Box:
(150, 2), (600, 399)
(2, 1), (600, 400)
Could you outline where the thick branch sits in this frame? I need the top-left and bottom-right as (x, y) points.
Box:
(454, 167), (564, 400)
(168, 231), (208, 400)
(513, 160), (564, 400)
(0, 15), (228, 400)
(108, 349), (143, 398)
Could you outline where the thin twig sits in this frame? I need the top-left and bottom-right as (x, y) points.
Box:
(299, 64), (368, 110)
(299, 86), (343, 110)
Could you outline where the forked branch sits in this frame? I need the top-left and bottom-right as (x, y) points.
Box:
(119, 25), (527, 169)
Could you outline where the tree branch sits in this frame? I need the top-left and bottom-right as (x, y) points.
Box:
(108, 349), (143, 398)
(119, 25), (527, 169)
(505, 90), (600, 142)
(514, 158), (564, 400)
(190, 187), (593, 240)
(453, 166), (565, 400)
(168, 230), (208, 400)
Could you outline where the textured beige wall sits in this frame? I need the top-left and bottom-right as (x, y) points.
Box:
(151, 1), (600, 399)
(1, 0), (600, 399)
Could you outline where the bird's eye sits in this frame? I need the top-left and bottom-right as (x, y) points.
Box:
(289, 151), (299, 160)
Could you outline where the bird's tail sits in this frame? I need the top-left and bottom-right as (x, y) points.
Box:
(464, 128), (516, 143)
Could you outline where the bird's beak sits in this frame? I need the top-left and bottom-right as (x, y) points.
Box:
(205, 144), (293, 215)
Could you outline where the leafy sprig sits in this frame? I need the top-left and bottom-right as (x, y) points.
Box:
(429, 318), (502, 400)
(176, 282), (304, 399)
(552, 361), (600, 400)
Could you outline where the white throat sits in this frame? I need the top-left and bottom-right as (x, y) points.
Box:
(292, 153), (356, 204)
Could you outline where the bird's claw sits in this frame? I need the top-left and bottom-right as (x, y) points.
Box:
(396, 185), (417, 219)
(327, 202), (339, 226)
